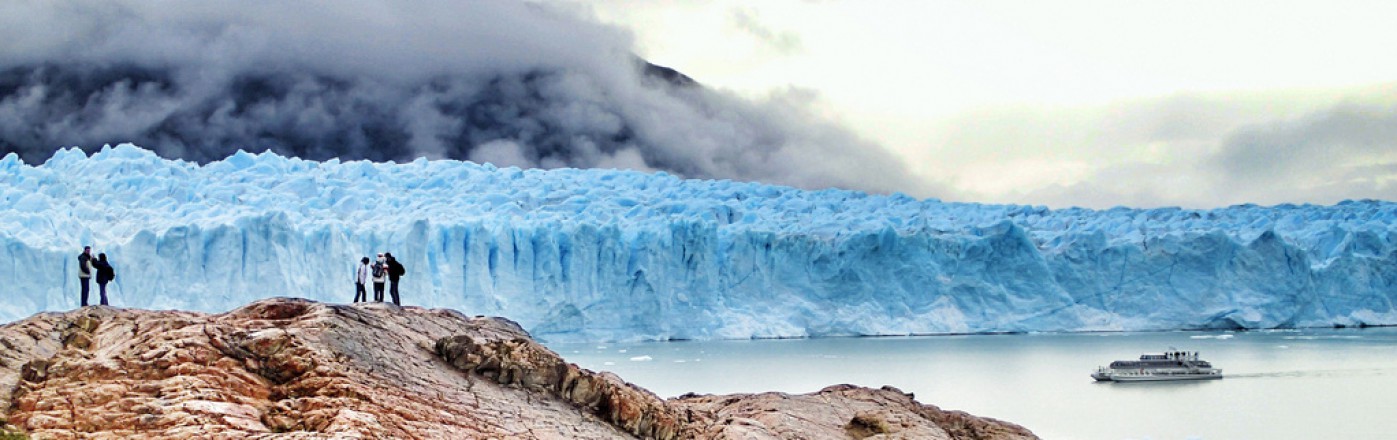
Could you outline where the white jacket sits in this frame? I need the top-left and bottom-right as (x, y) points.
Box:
(355, 263), (371, 285)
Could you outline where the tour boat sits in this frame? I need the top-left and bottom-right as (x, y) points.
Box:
(1091, 350), (1222, 382)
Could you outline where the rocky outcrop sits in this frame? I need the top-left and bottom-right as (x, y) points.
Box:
(0, 298), (1037, 439)
(436, 328), (695, 439)
(672, 386), (1038, 440)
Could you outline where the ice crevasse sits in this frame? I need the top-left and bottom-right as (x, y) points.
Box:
(2, 144), (1395, 342)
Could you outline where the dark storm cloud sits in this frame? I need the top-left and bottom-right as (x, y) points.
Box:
(0, 1), (925, 196)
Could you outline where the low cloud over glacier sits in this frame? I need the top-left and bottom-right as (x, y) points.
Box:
(0, 1), (927, 196)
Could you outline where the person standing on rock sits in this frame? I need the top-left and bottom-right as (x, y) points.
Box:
(77, 246), (94, 306)
(92, 253), (115, 306)
(353, 257), (371, 303)
(371, 253), (388, 302)
(385, 252), (405, 306)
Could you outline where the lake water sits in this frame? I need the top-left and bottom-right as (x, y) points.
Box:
(547, 328), (1397, 440)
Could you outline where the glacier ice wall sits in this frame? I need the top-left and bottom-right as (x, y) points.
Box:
(2, 145), (1396, 341)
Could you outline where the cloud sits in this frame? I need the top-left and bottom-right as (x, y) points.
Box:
(469, 139), (532, 169)
(0, 0), (929, 198)
(728, 7), (804, 55)
(1207, 101), (1397, 204)
(922, 87), (1397, 208)
(1213, 103), (1397, 178)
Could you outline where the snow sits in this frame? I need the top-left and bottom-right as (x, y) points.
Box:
(2, 144), (1396, 342)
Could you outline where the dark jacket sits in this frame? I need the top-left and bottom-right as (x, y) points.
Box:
(94, 260), (115, 284)
(387, 258), (405, 281)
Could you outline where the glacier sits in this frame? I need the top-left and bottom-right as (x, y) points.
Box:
(2, 144), (1396, 342)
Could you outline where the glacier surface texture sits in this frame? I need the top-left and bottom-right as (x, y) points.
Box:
(2, 145), (1395, 341)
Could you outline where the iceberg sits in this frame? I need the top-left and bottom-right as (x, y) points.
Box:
(2, 144), (1395, 341)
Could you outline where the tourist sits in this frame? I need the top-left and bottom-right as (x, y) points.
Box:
(77, 246), (93, 306)
(354, 257), (371, 303)
(92, 253), (115, 306)
(385, 252), (405, 306)
(372, 253), (387, 302)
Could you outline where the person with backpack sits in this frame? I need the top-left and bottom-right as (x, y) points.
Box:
(92, 253), (115, 306)
(371, 253), (388, 302)
(77, 246), (94, 306)
(385, 252), (405, 306)
(353, 257), (371, 303)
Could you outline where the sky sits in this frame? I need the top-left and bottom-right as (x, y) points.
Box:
(582, 1), (1397, 209)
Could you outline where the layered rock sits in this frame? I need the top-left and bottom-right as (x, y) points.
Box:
(0, 298), (1036, 439)
(672, 386), (1037, 439)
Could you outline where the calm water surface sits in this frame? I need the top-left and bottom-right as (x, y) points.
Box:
(547, 328), (1397, 440)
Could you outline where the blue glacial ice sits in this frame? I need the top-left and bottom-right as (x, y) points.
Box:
(2, 144), (1395, 341)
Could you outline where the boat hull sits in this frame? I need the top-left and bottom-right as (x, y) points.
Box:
(1108, 372), (1222, 382)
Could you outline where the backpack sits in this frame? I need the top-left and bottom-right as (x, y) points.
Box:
(98, 263), (115, 283)
(372, 263), (385, 278)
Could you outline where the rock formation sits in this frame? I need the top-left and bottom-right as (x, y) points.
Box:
(0, 298), (1037, 439)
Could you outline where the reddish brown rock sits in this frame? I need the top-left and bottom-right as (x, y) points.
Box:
(0, 298), (1038, 439)
(672, 385), (1037, 440)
